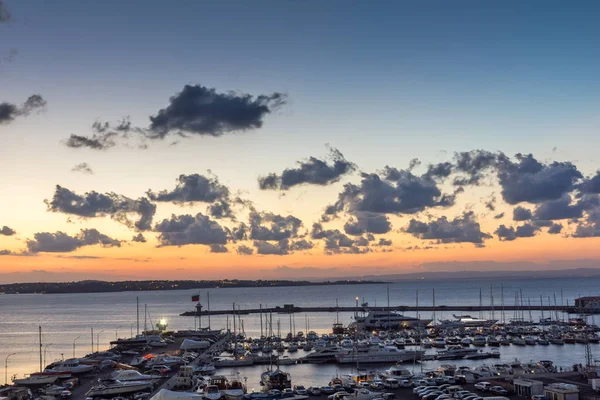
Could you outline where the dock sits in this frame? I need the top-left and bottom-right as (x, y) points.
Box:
(180, 304), (580, 317)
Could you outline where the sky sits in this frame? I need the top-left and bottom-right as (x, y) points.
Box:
(1, 0), (600, 283)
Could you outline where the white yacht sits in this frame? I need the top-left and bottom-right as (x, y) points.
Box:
(86, 378), (153, 397)
(303, 346), (348, 363)
(438, 315), (497, 328)
(336, 346), (424, 364)
(472, 336), (487, 347)
(45, 358), (95, 374)
(380, 365), (412, 379)
(357, 311), (432, 330)
(111, 370), (160, 382)
(13, 374), (58, 386)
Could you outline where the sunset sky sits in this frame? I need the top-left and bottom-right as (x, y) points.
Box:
(1, 1), (600, 282)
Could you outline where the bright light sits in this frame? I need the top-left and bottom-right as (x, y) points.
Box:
(356, 297), (359, 301)
(159, 318), (167, 326)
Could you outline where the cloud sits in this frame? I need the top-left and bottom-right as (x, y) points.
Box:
(497, 154), (582, 204)
(236, 245), (254, 255)
(209, 244), (228, 253)
(64, 117), (139, 150)
(154, 213), (228, 246)
(377, 238), (392, 246)
(343, 212), (391, 236)
(254, 239), (290, 255)
(495, 223), (540, 241)
(1, 226), (15, 236)
(26, 229), (121, 253)
(71, 163), (94, 175)
(494, 212), (505, 219)
(311, 223), (370, 254)
(404, 211), (491, 245)
(148, 84), (285, 138)
(0, 95), (47, 125)
(0, 0), (11, 22)
(531, 195), (584, 221)
(249, 211), (303, 241)
(578, 171), (600, 194)
(327, 167), (455, 217)
(46, 185), (156, 231)
(0, 250), (12, 255)
(258, 147), (355, 190)
(548, 223), (563, 234)
(132, 233), (146, 243)
(452, 150), (499, 186)
(513, 206), (533, 221)
(64, 134), (117, 150)
(147, 173), (229, 204)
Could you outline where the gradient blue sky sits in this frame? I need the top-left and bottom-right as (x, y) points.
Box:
(1, 1), (600, 281)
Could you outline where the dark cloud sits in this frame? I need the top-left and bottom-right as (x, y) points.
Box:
(405, 211), (491, 245)
(154, 213), (228, 246)
(1, 226), (15, 236)
(495, 223), (540, 241)
(148, 84), (285, 138)
(132, 233), (146, 243)
(548, 223), (563, 234)
(497, 154), (582, 204)
(494, 212), (505, 219)
(0, 0), (11, 22)
(408, 158), (421, 170)
(26, 229), (121, 253)
(452, 150), (499, 186)
(254, 239), (290, 255)
(0, 95), (46, 125)
(513, 206), (533, 221)
(71, 163), (94, 175)
(311, 223), (368, 254)
(209, 244), (228, 253)
(578, 171), (600, 194)
(236, 245), (254, 255)
(258, 148), (355, 190)
(65, 118), (138, 150)
(230, 222), (249, 242)
(343, 212), (391, 236)
(377, 238), (392, 246)
(147, 173), (229, 204)
(424, 162), (453, 180)
(328, 167), (455, 217)
(207, 201), (235, 219)
(573, 223), (600, 238)
(249, 211), (303, 241)
(0, 250), (12, 255)
(290, 239), (314, 251)
(484, 196), (496, 211)
(46, 185), (156, 231)
(531, 195), (583, 221)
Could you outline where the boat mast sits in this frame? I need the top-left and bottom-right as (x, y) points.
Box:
(387, 285), (390, 330)
(144, 304), (147, 335)
(207, 292), (211, 330)
(490, 283), (494, 321)
(232, 302), (237, 359)
(39, 326), (42, 372)
(432, 289), (436, 327)
(500, 283), (505, 324)
(136, 297), (140, 336)
(260, 304), (263, 338)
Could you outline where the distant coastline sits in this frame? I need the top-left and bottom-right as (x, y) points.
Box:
(0, 279), (383, 295)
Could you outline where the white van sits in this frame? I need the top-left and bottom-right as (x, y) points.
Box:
(445, 386), (463, 395)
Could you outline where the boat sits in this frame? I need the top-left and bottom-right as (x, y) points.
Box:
(435, 345), (478, 360)
(472, 336), (487, 347)
(303, 346), (347, 364)
(380, 364), (412, 379)
(356, 311), (432, 330)
(45, 358), (95, 375)
(342, 388), (384, 400)
(194, 364), (217, 376)
(524, 336), (537, 345)
(438, 315), (497, 328)
(13, 374), (58, 386)
(86, 378), (153, 397)
(151, 388), (203, 400)
(335, 346), (424, 364)
(214, 357), (254, 367)
(111, 370), (161, 382)
(223, 376), (247, 400)
(203, 385), (223, 400)
(432, 338), (446, 348)
(260, 368), (291, 391)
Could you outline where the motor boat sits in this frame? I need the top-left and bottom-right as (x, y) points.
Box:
(13, 374), (59, 386)
(111, 370), (161, 382)
(432, 338), (446, 348)
(303, 346), (347, 364)
(202, 385), (223, 400)
(472, 336), (487, 347)
(194, 364), (216, 375)
(213, 356), (254, 367)
(45, 358), (95, 374)
(380, 365), (412, 379)
(356, 311), (432, 330)
(149, 355), (186, 367)
(260, 368), (291, 391)
(438, 315), (497, 328)
(85, 351), (122, 361)
(223, 377), (246, 400)
(336, 346), (424, 364)
(85, 378), (153, 397)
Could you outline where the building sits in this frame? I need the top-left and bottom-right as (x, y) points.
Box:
(545, 383), (579, 400)
(514, 378), (545, 397)
(575, 297), (600, 310)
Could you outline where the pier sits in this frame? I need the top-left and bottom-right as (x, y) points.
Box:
(180, 304), (581, 317)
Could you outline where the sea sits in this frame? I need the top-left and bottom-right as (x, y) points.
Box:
(2, 276), (600, 388)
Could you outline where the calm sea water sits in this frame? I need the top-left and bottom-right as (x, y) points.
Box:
(1, 277), (600, 387)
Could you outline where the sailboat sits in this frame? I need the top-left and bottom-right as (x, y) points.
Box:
(13, 326), (60, 386)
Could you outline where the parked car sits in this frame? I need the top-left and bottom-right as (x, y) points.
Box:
(294, 386), (308, 395)
(370, 381), (385, 390)
(489, 387), (508, 395)
(328, 392), (350, 400)
(60, 391), (72, 399)
(282, 389), (295, 398)
(414, 386), (428, 394)
(308, 386), (322, 396)
(383, 379), (399, 389)
(400, 380), (412, 388)
(321, 386), (336, 395)
(332, 384), (345, 393)
(474, 382), (491, 392)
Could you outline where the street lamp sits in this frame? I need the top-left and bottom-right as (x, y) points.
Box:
(72, 336), (80, 358)
(355, 296), (359, 319)
(43, 344), (53, 366)
(96, 330), (105, 353)
(115, 325), (123, 341)
(5, 353), (16, 385)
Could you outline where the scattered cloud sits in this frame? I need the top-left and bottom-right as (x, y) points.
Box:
(209, 244), (228, 253)
(404, 211), (491, 245)
(513, 206), (533, 221)
(147, 173), (230, 204)
(71, 163), (94, 175)
(249, 211), (303, 241)
(45, 185), (156, 231)
(236, 245), (254, 255)
(258, 147), (355, 190)
(343, 212), (391, 236)
(1, 225), (15, 236)
(132, 233), (146, 243)
(495, 223), (540, 241)
(0, 95), (46, 125)
(26, 229), (121, 253)
(154, 213), (228, 246)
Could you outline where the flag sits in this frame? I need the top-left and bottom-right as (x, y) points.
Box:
(192, 294), (199, 302)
